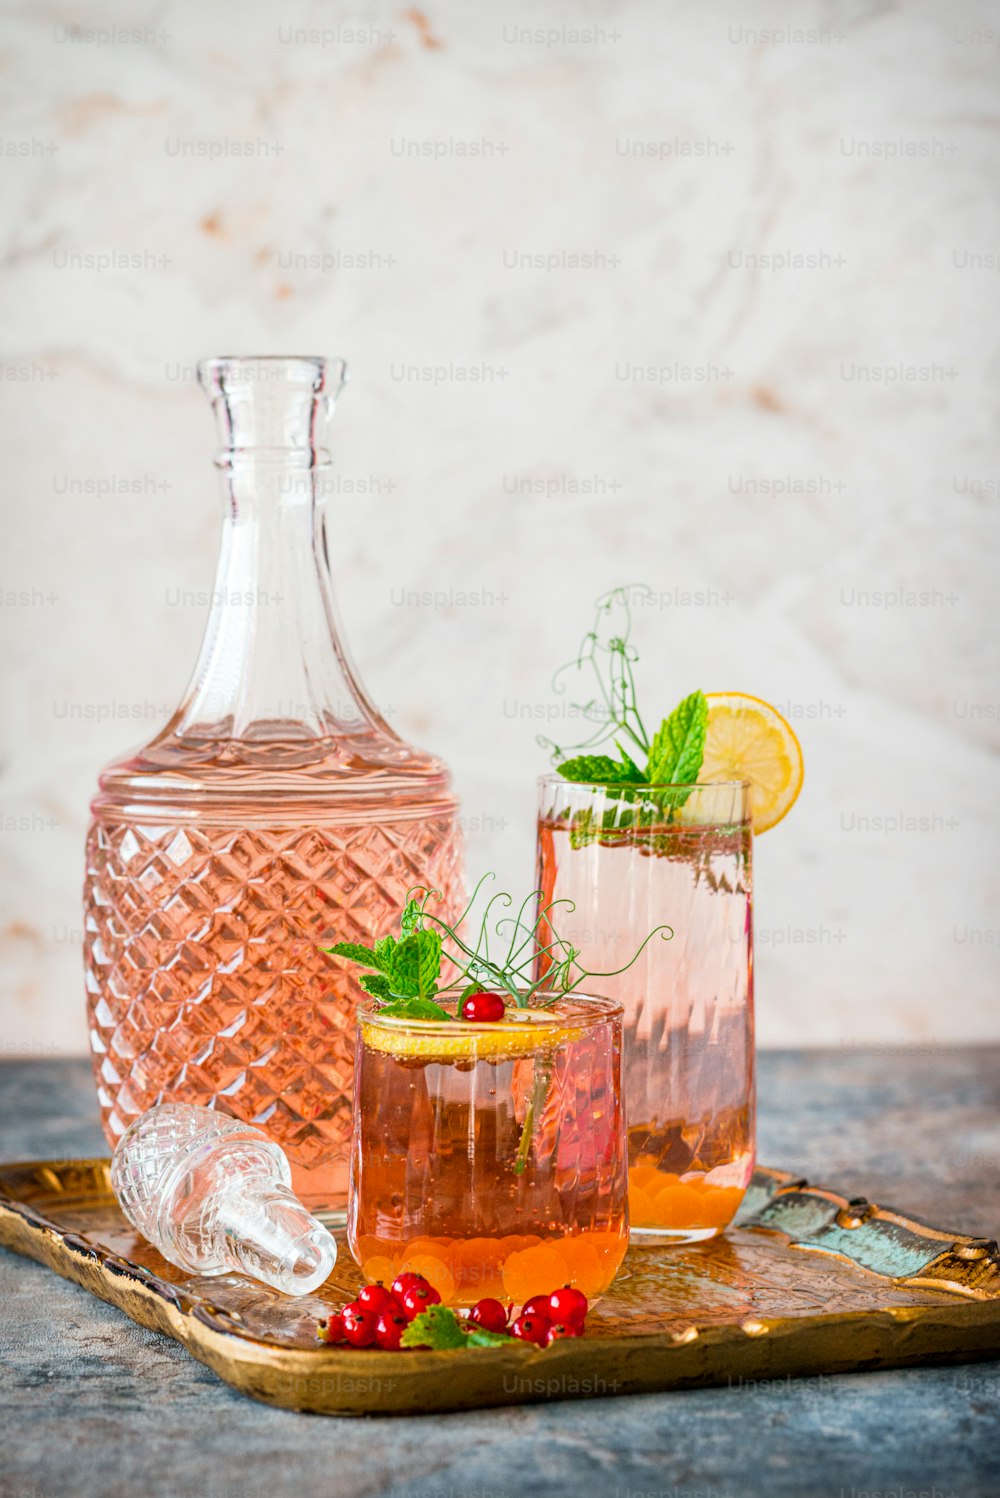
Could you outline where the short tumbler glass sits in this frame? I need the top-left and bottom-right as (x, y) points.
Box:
(536, 776), (755, 1245)
(348, 992), (628, 1307)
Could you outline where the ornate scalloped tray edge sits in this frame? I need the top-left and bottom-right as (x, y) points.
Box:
(1, 1159), (998, 1415)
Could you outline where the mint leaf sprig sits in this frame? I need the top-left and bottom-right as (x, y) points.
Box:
(325, 876), (671, 1013)
(541, 585), (708, 796)
(646, 688), (708, 785)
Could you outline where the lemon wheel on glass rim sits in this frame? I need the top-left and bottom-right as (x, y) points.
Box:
(701, 692), (804, 833)
(359, 1008), (575, 1060)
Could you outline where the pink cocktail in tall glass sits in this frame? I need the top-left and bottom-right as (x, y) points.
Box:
(536, 777), (754, 1244)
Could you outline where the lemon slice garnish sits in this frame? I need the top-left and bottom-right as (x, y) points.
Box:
(701, 692), (804, 833)
(360, 1009), (574, 1060)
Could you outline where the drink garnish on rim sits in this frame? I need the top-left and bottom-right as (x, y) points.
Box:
(540, 584), (804, 832)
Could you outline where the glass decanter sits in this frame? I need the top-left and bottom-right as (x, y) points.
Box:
(84, 355), (464, 1213)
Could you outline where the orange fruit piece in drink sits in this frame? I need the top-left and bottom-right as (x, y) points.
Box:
(627, 1162), (663, 1190)
(693, 1185), (744, 1229)
(398, 1253), (456, 1302)
(403, 1236), (451, 1257)
(453, 1238), (505, 1300)
(355, 1235), (385, 1262)
(565, 1232), (628, 1297)
(360, 1254), (399, 1286)
(628, 1183), (657, 1226)
(502, 1243), (571, 1303)
(588, 1229), (629, 1254)
(650, 1181), (705, 1227)
(501, 1234), (543, 1252)
(557, 1236), (603, 1296)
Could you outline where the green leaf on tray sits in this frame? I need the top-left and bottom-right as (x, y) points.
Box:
(401, 1305), (510, 1350)
(464, 1324), (513, 1348)
(401, 1305), (467, 1349)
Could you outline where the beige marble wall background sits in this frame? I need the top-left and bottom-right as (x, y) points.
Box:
(1, 0), (997, 1056)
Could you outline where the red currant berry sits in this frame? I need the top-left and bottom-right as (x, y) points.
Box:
(459, 990), (506, 1023)
(356, 1283), (396, 1315)
(520, 1294), (552, 1320)
(511, 1318), (550, 1354)
(316, 1310), (347, 1344)
(511, 1312), (551, 1346)
(469, 1298), (509, 1334)
(391, 1271), (430, 1301)
(548, 1285), (588, 1327)
(399, 1282), (442, 1321)
(374, 1310), (409, 1350)
(341, 1302), (377, 1348)
(545, 1321), (584, 1345)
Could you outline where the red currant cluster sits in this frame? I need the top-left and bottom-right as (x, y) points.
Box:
(317, 1271), (441, 1350)
(489, 1284), (589, 1347)
(316, 1273), (589, 1351)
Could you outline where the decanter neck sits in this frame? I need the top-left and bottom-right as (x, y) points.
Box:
(171, 356), (385, 747)
(199, 353), (345, 465)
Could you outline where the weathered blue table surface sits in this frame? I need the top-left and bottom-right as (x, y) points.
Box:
(2, 1048), (998, 1498)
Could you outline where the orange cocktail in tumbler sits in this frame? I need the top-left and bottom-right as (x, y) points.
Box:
(348, 993), (628, 1308)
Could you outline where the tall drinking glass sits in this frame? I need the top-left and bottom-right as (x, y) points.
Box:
(536, 777), (754, 1245)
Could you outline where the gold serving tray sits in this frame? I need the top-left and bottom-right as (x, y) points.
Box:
(1, 1158), (998, 1415)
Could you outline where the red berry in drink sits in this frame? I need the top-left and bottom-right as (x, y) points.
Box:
(511, 1312), (551, 1346)
(341, 1302), (377, 1347)
(521, 1294), (552, 1320)
(399, 1282), (442, 1321)
(548, 1285), (588, 1327)
(469, 1298), (509, 1334)
(374, 1310), (409, 1350)
(545, 1321), (584, 1345)
(357, 1283), (396, 1315)
(316, 1311), (346, 1344)
(459, 990), (506, 1023)
(391, 1271), (430, 1300)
